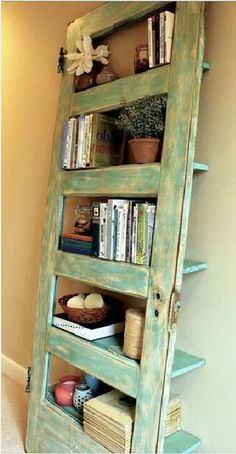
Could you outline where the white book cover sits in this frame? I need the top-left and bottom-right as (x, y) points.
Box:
(53, 314), (124, 341)
(99, 203), (108, 259)
(164, 11), (175, 63)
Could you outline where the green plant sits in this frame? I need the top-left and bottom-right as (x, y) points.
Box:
(115, 95), (167, 139)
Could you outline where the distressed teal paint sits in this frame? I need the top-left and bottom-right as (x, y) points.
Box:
(164, 431), (201, 454)
(47, 327), (138, 398)
(70, 66), (169, 115)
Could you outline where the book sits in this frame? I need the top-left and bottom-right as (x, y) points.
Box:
(148, 15), (157, 68)
(107, 199), (128, 261)
(146, 204), (156, 265)
(53, 313), (125, 341)
(61, 121), (68, 168)
(91, 202), (100, 257)
(76, 114), (85, 168)
(164, 11), (175, 63)
(62, 233), (93, 242)
(115, 201), (129, 262)
(89, 113), (124, 168)
(60, 237), (92, 249)
(99, 203), (108, 259)
(136, 203), (148, 265)
(159, 12), (165, 64)
(131, 203), (138, 263)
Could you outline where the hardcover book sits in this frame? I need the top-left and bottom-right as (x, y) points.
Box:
(89, 113), (125, 168)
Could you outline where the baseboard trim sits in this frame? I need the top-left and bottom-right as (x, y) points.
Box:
(1, 354), (27, 388)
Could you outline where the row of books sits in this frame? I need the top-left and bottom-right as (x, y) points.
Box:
(61, 113), (124, 170)
(60, 200), (156, 266)
(148, 10), (175, 67)
(93, 200), (156, 266)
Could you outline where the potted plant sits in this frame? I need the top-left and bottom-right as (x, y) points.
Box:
(115, 95), (167, 163)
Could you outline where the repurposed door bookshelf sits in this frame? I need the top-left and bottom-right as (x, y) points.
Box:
(26, 2), (208, 453)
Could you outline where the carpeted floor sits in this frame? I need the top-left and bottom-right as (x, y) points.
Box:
(1, 374), (28, 453)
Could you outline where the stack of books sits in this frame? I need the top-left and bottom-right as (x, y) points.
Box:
(61, 113), (124, 170)
(59, 233), (92, 255)
(84, 390), (181, 453)
(148, 10), (175, 67)
(165, 392), (182, 436)
(92, 199), (156, 265)
(84, 390), (135, 453)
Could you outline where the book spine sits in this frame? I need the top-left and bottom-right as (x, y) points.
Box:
(164, 11), (175, 63)
(156, 13), (160, 65)
(106, 199), (114, 260)
(92, 202), (100, 257)
(131, 204), (138, 263)
(126, 201), (133, 263)
(159, 12), (165, 64)
(65, 119), (73, 169)
(61, 121), (68, 169)
(60, 245), (91, 255)
(148, 15), (156, 68)
(70, 118), (77, 169)
(86, 114), (93, 166)
(99, 203), (108, 259)
(120, 202), (129, 262)
(81, 115), (89, 168)
(60, 238), (92, 250)
(146, 204), (156, 265)
(77, 114), (85, 168)
(115, 206), (123, 261)
(73, 118), (79, 168)
(136, 203), (148, 265)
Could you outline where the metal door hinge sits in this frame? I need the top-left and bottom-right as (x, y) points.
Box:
(25, 366), (31, 393)
(169, 291), (181, 332)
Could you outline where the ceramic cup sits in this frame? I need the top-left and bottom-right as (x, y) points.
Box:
(84, 374), (102, 396)
(73, 384), (93, 411)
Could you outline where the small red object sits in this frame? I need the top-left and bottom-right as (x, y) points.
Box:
(54, 375), (80, 407)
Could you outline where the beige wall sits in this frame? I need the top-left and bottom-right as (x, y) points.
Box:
(2, 1), (236, 451)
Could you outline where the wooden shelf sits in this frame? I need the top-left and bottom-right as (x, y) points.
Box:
(47, 329), (205, 398)
(164, 430), (201, 453)
(69, 65), (169, 116)
(53, 251), (207, 297)
(45, 396), (201, 454)
(60, 161), (208, 198)
(53, 251), (149, 298)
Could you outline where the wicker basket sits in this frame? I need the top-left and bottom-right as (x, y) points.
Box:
(58, 294), (110, 324)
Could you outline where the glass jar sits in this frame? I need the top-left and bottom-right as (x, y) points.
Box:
(134, 44), (149, 74)
(54, 375), (80, 407)
(74, 205), (92, 235)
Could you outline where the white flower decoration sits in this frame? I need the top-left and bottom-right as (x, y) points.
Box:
(65, 35), (110, 76)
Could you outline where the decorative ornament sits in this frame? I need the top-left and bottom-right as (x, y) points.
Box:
(65, 35), (110, 76)
(57, 47), (66, 73)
